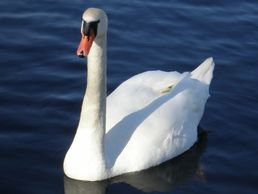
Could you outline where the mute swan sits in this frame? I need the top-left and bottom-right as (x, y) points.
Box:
(63, 8), (215, 181)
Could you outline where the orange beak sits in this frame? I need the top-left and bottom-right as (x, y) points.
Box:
(76, 30), (95, 58)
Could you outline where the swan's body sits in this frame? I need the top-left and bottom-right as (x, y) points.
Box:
(63, 8), (215, 181)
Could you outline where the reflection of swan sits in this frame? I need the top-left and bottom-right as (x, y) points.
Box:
(64, 131), (207, 194)
(63, 8), (215, 181)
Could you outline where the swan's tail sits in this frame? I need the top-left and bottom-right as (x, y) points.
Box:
(191, 57), (215, 85)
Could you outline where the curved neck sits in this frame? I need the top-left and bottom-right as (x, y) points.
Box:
(72, 35), (107, 179)
(78, 36), (107, 132)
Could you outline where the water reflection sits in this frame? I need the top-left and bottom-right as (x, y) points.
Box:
(64, 131), (207, 194)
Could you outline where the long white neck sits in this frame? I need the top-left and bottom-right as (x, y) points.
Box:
(67, 35), (107, 180)
(78, 36), (107, 135)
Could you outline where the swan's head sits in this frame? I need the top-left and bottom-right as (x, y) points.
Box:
(77, 8), (108, 58)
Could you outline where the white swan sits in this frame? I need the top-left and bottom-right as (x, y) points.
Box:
(63, 8), (215, 181)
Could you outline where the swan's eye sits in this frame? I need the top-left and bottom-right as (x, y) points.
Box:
(82, 20), (100, 38)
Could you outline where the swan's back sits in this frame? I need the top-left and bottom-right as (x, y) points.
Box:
(106, 70), (183, 131)
(105, 58), (215, 176)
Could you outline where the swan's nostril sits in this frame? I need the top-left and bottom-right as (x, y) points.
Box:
(78, 50), (85, 58)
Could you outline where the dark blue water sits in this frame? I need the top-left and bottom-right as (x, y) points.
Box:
(1, 1), (258, 194)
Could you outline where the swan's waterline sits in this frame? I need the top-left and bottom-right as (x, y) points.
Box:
(64, 132), (207, 193)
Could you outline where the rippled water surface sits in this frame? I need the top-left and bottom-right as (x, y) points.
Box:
(1, 1), (258, 194)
